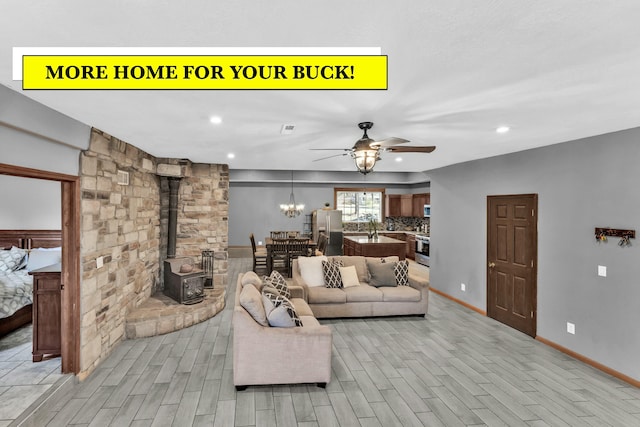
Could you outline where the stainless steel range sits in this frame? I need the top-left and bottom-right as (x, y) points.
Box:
(414, 235), (430, 267)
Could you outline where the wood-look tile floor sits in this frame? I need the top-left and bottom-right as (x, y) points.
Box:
(0, 324), (63, 426)
(32, 258), (640, 426)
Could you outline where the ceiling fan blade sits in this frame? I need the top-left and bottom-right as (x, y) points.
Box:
(309, 148), (351, 151)
(385, 146), (436, 153)
(312, 153), (350, 162)
(370, 137), (410, 147)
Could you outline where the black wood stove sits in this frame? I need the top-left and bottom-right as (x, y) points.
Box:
(163, 258), (205, 305)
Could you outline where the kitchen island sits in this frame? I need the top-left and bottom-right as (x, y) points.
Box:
(343, 235), (406, 260)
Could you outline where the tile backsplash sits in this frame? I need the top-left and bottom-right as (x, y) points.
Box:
(343, 217), (430, 234)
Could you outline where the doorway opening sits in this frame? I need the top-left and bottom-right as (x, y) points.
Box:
(0, 163), (80, 373)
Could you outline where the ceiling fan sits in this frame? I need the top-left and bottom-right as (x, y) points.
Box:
(311, 121), (436, 174)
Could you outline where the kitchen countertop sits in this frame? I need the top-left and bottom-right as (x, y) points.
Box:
(343, 235), (407, 244)
(343, 230), (429, 238)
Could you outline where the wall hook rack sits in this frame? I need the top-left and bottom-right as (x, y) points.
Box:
(595, 227), (635, 246)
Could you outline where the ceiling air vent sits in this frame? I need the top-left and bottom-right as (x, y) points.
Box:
(117, 170), (130, 186)
(280, 124), (295, 135)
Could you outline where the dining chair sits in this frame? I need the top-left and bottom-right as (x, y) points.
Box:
(287, 238), (310, 276)
(287, 231), (300, 238)
(315, 232), (328, 256)
(270, 231), (288, 239)
(269, 238), (290, 276)
(250, 233), (267, 273)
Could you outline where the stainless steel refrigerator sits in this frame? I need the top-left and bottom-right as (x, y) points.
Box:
(312, 209), (343, 256)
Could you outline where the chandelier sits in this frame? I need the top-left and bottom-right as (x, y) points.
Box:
(280, 171), (305, 217)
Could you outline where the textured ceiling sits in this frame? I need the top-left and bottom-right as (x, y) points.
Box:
(2, 1), (640, 174)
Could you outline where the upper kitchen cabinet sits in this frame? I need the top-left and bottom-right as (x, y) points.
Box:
(412, 193), (430, 217)
(386, 193), (431, 217)
(385, 194), (401, 217)
(400, 194), (413, 217)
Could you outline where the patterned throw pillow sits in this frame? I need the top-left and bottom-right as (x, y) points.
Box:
(262, 270), (290, 299)
(394, 260), (409, 286)
(322, 260), (344, 288)
(261, 290), (303, 327)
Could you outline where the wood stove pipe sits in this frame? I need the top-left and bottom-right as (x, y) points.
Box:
(167, 177), (181, 258)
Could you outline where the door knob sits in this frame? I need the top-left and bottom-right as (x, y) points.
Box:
(488, 262), (496, 268)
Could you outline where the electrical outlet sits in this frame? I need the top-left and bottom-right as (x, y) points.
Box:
(258, 241), (263, 246)
(461, 283), (466, 292)
(598, 265), (607, 277)
(96, 256), (104, 268)
(567, 322), (575, 335)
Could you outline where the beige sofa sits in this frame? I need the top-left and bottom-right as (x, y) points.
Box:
(292, 256), (429, 318)
(233, 273), (332, 390)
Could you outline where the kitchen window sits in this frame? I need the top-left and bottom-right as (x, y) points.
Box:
(334, 188), (385, 222)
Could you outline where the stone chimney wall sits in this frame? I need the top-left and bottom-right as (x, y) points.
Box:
(79, 128), (229, 376)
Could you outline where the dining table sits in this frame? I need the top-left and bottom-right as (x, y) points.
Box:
(265, 237), (317, 276)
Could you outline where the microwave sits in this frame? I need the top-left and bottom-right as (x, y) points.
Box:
(424, 205), (431, 217)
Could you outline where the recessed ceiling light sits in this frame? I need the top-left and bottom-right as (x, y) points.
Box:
(210, 116), (223, 125)
(496, 126), (510, 134)
(227, 153), (235, 159)
(395, 157), (403, 162)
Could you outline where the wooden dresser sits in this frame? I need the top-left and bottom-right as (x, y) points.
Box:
(29, 263), (62, 362)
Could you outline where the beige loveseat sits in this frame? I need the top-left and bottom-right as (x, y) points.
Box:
(233, 273), (332, 390)
(292, 255), (429, 318)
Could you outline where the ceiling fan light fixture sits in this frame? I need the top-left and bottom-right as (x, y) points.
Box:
(353, 148), (379, 175)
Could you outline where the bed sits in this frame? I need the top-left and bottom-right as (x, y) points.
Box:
(0, 230), (62, 337)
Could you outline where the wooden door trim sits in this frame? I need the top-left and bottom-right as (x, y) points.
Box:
(486, 193), (538, 337)
(0, 163), (80, 374)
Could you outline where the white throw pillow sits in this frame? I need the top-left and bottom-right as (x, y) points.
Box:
(339, 265), (360, 288)
(27, 248), (62, 272)
(297, 255), (327, 287)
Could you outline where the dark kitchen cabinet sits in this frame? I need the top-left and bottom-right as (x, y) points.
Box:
(406, 234), (416, 260)
(400, 194), (413, 217)
(385, 194), (401, 217)
(412, 193), (429, 217)
(387, 193), (431, 218)
(30, 263), (62, 362)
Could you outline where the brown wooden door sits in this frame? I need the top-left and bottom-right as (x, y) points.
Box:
(487, 194), (537, 337)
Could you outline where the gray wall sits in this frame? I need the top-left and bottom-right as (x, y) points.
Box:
(0, 175), (61, 229)
(429, 126), (640, 381)
(0, 84), (90, 175)
(229, 180), (430, 246)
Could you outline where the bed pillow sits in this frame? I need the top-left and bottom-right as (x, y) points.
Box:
(0, 247), (26, 272)
(367, 260), (398, 287)
(27, 248), (62, 272)
(297, 255), (328, 287)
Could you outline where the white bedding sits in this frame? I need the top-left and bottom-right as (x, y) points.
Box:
(0, 269), (33, 319)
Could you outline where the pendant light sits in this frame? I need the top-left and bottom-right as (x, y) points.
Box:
(280, 171), (305, 217)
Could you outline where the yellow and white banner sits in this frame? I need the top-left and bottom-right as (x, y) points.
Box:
(20, 51), (387, 90)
